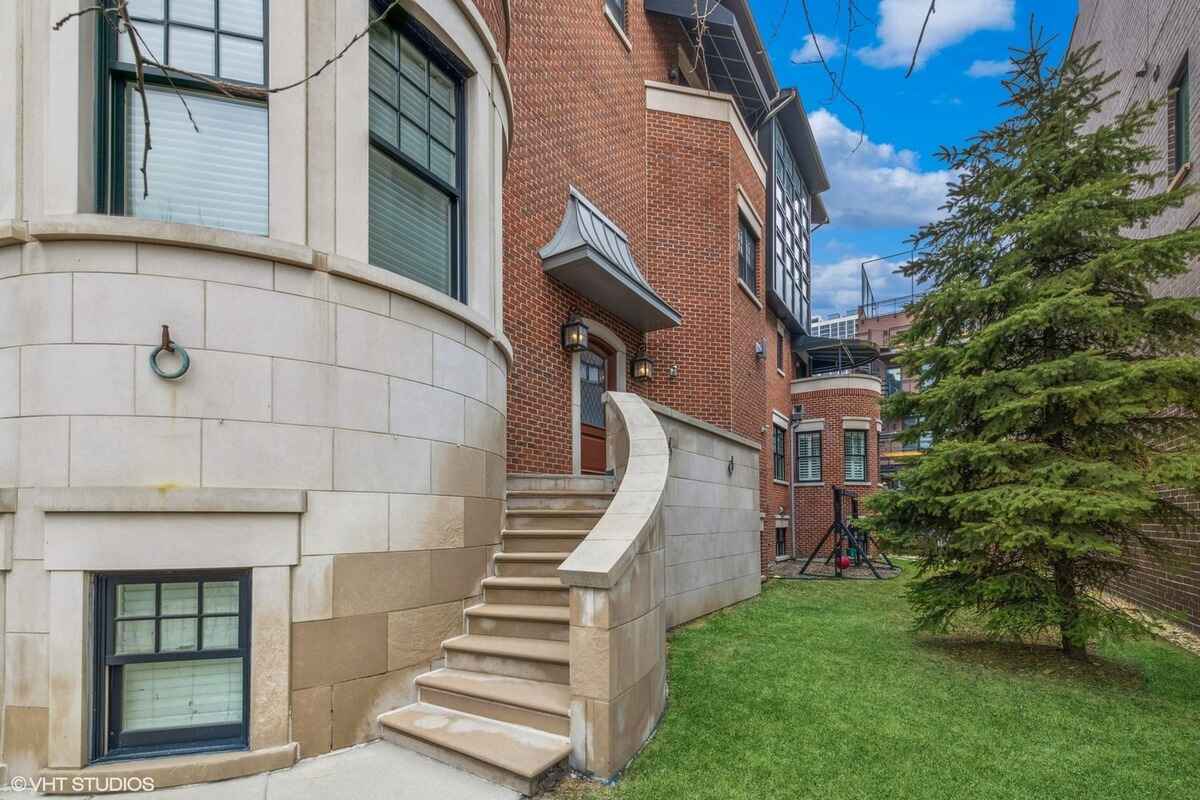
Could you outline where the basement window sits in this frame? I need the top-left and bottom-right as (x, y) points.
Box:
(775, 526), (788, 559)
(93, 572), (250, 761)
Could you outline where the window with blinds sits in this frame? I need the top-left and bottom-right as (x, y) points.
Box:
(795, 430), (822, 482)
(95, 573), (249, 759)
(106, 0), (269, 235)
(844, 430), (867, 482)
(368, 14), (465, 299)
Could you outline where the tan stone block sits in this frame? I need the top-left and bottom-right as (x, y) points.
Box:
(387, 601), (462, 670)
(302, 491), (388, 555)
(3, 705), (49, 780)
(429, 547), (485, 604)
(291, 685), (331, 759)
(291, 555), (333, 622)
(4, 634), (48, 707)
(484, 451), (506, 499)
(250, 566), (291, 750)
(6, 559), (49, 633)
(463, 498), (502, 548)
(331, 666), (422, 749)
(430, 443), (485, 497)
(584, 658), (666, 780)
(291, 614), (387, 690)
(388, 494), (464, 551)
(569, 626), (614, 701)
(331, 551), (431, 616)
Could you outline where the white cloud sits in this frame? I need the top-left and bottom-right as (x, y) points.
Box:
(808, 108), (954, 230)
(810, 253), (922, 318)
(856, 0), (1015, 71)
(791, 33), (842, 64)
(966, 58), (1010, 78)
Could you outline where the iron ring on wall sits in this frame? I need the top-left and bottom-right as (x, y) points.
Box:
(149, 342), (190, 380)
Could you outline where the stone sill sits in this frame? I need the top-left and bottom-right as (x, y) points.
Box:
(1168, 162), (1192, 191)
(772, 479), (789, 487)
(36, 487), (307, 514)
(736, 278), (763, 309)
(38, 742), (297, 795)
(7, 215), (514, 366)
(604, 7), (632, 52)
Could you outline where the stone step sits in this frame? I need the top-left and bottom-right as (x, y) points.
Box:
(505, 509), (605, 531)
(493, 551), (571, 578)
(466, 603), (570, 641)
(501, 529), (588, 553)
(507, 474), (616, 493)
(442, 634), (570, 685)
(481, 576), (568, 607)
(415, 668), (570, 736)
(505, 489), (615, 510)
(378, 703), (570, 795)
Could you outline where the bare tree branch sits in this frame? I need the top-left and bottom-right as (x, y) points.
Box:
(115, 2), (155, 199)
(799, 0), (866, 150)
(906, 0), (936, 78)
(52, 5), (106, 31)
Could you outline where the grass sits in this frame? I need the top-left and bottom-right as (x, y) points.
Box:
(552, 568), (1200, 800)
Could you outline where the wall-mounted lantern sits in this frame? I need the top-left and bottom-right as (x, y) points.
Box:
(561, 313), (589, 353)
(754, 339), (767, 362)
(631, 351), (655, 382)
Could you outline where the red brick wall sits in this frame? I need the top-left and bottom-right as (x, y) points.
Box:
(789, 386), (882, 566)
(470, 0), (510, 58)
(760, 313), (794, 575)
(1113, 489), (1200, 633)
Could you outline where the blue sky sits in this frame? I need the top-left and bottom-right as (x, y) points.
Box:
(748, 0), (1077, 318)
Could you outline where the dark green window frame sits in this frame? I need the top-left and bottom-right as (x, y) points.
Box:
(95, 0), (270, 218)
(92, 571), (251, 763)
(795, 430), (822, 483)
(738, 215), (757, 292)
(844, 429), (868, 483)
(773, 424), (787, 481)
(368, 3), (469, 302)
(1170, 57), (1190, 175)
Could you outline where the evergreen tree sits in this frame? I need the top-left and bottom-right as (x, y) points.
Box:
(868, 35), (1200, 659)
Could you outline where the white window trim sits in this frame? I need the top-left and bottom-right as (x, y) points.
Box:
(604, 5), (633, 52)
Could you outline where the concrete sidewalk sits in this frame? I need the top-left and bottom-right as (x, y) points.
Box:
(1, 742), (521, 800)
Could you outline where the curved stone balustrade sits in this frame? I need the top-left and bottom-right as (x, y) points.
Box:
(559, 391), (669, 779)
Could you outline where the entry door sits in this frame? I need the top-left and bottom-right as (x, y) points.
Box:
(580, 341), (617, 474)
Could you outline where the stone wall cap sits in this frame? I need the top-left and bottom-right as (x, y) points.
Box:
(646, 399), (761, 451)
(37, 487), (307, 514)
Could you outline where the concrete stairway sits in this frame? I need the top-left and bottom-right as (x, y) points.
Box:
(378, 475), (615, 795)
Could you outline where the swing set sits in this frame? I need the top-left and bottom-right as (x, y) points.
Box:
(798, 485), (895, 578)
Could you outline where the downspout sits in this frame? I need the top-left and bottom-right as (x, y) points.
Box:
(788, 411), (798, 559)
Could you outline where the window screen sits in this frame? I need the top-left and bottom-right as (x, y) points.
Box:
(368, 16), (464, 298)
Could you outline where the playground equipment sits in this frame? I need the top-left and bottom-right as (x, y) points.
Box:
(798, 486), (895, 578)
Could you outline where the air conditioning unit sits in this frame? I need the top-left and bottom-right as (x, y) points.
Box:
(791, 404), (805, 421)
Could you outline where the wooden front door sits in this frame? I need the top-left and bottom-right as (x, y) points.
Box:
(580, 341), (617, 474)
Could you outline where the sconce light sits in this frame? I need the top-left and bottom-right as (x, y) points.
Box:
(754, 339), (767, 362)
(631, 351), (655, 382)
(561, 313), (589, 353)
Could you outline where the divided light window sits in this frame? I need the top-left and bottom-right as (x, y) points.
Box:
(844, 430), (867, 483)
(775, 526), (788, 558)
(368, 8), (467, 300)
(102, 0), (269, 235)
(738, 215), (758, 291)
(773, 424), (787, 481)
(94, 573), (250, 761)
(772, 130), (811, 330)
(1169, 58), (1191, 175)
(795, 430), (821, 482)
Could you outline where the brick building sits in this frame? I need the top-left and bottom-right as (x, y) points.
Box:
(1069, 0), (1199, 632)
(500, 0), (881, 580)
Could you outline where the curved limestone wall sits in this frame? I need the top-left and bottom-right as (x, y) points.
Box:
(0, 228), (508, 780)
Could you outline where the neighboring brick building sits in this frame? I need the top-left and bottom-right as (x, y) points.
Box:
(499, 0), (867, 580)
(1070, 1), (1199, 631)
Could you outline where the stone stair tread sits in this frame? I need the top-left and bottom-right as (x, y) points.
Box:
(482, 576), (565, 590)
(442, 634), (570, 664)
(502, 529), (589, 536)
(506, 489), (615, 497)
(465, 603), (569, 622)
(508, 509), (605, 516)
(378, 703), (570, 780)
(416, 668), (571, 717)
(493, 551), (572, 562)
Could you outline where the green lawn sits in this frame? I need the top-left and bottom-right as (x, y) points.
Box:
(557, 569), (1200, 800)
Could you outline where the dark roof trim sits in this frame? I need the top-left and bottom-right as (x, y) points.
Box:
(539, 187), (682, 332)
(795, 334), (879, 373)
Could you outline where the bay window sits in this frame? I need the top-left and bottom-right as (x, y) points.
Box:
(94, 572), (250, 760)
(368, 7), (467, 300)
(100, 0), (269, 235)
